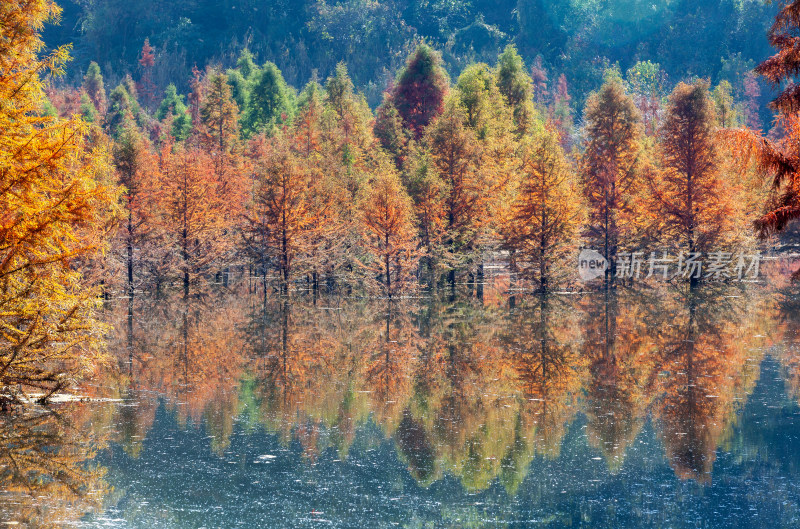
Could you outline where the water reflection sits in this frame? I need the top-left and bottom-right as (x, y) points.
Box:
(6, 280), (800, 527)
(104, 284), (779, 485)
(0, 404), (111, 527)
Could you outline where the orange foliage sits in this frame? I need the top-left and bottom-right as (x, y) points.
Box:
(1, 0), (119, 399)
(149, 141), (243, 295)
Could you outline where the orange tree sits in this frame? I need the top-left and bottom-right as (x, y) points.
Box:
(581, 79), (644, 283)
(0, 0), (119, 401)
(150, 141), (239, 296)
(500, 127), (583, 292)
(244, 133), (317, 293)
(650, 80), (747, 285)
(732, 0), (800, 276)
(357, 164), (420, 298)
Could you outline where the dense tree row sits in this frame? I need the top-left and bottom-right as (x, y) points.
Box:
(3, 0), (798, 403)
(42, 40), (771, 297)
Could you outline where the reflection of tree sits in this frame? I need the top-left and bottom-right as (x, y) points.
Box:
(583, 289), (659, 472)
(406, 297), (518, 491)
(363, 301), (419, 435)
(103, 296), (158, 457)
(395, 409), (438, 484)
(105, 291), (249, 455)
(773, 286), (800, 404)
(94, 281), (780, 496)
(499, 294), (587, 493)
(0, 405), (111, 528)
(651, 285), (767, 482)
(251, 297), (353, 458)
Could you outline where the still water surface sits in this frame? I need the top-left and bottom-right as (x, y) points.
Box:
(3, 282), (800, 527)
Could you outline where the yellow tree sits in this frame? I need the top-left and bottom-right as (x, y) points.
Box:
(1, 0), (119, 401)
(500, 127), (584, 292)
(293, 82), (345, 293)
(0, 406), (111, 526)
(454, 63), (520, 287)
(358, 165), (420, 297)
(426, 98), (489, 283)
(404, 146), (448, 280)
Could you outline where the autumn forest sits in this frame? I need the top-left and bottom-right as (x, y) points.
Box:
(5, 0), (800, 526)
(17, 3), (793, 304)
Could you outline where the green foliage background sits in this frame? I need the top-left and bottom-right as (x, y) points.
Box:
(44, 0), (777, 120)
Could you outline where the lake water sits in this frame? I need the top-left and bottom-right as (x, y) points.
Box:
(4, 278), (800, 528)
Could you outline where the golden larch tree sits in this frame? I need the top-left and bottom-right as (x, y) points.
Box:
(500, 127), (583, 292)
(1, 0), (119, 401)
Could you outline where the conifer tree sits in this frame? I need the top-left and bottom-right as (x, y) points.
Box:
(374, 93), (408, 167)
(325, 63), (372, 148)
(113, 121), (152, 294)
(455, 63), (520, 283)
(582, 79), (643, 283)
(404, 145), (447, 277)
(105, 80), (141, 138)
(82, 61), (106, 115)
(243, 62), (293, 137)
(151, 143), (238, 296)
(200, 70), (240, 154)
(156, 84), (192, 141)
(293, 80), (344, 292)
(245, 133), (315, 292)
(712, 80), (741, 128)
(426, 98), (488, 280)
(496, 45), (535, 135)
(358, 168), (419, 298)
(530, 56), (549, 108)
(226, 69), (250, 111)
(326, 62), (356, 118)
(743, 73), (761, 129)
(79, 92), (98, 124)
(500, 128), (583, 292)
(236, 48), (258, 81)
(625, 61), (665, 136)
(323, 64), (375, 200)
(729, 1), (800, 264)
(137, 38), (157, 110)
(551, 74), (573, 149)
(652, 81), (742, 280)
(391, 44), (449, 139)
(1, 0), (119, 400)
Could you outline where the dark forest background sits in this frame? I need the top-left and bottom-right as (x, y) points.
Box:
(43, 0), (778, 123)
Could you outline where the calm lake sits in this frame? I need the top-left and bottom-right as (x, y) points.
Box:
(4, 275), (800, 528)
